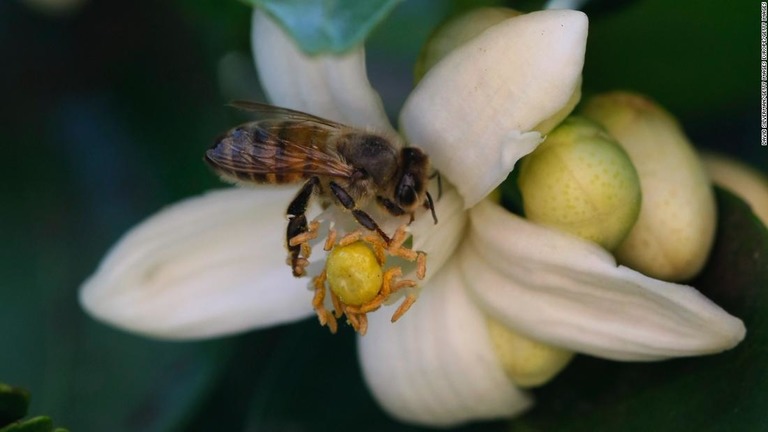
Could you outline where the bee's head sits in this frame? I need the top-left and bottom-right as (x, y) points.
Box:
(395, 147), (430, 211)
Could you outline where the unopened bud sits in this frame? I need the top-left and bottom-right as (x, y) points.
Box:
(583, 92), (716, 281)
(518, 116), (642, 250)
(486, 318), (574, 388)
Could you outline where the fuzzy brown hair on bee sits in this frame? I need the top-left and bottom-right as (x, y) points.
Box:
(204, 101), (438, 277)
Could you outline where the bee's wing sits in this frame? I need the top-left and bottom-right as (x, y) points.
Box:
(206, 123), (355, 180)
(228, 101), (344, 130)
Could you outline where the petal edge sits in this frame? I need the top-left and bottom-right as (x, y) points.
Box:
(400, 10), (587, 207)
(80, 188), (315, 339)
(358, 255), (532, 427)
(462, 200), (746, 361)
(252, 9), (395, 133)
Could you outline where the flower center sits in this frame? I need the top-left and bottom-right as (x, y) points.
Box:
(289, 220), (427, 335)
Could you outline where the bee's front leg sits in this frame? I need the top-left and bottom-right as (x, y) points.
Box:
(286, 177), (320, 277)
(329, 182), (391, 244)
(376, 196), (416, 225)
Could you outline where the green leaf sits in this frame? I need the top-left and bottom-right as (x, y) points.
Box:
(0, 384), (29, 427)
(245, 0), (403, 53)
(511, 188), (768, 431)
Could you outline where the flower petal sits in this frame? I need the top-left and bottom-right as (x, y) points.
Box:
(80, 187), (316, 339)
(400, 10), (587, 208)
(702, 152), (768, 225)
(251, 9), (394, 132)
(358, 255), (531, 427)
(461, 200), (746, 361)
(407, 184), (468, 281)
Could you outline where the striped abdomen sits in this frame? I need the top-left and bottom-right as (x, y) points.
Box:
(205, 120), (353, 185)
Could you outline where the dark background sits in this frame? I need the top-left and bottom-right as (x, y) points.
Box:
(0, 0), (763, 430)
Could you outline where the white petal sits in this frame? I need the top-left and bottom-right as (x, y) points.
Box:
(358, 256), (532, 427)
(407, 184), (468, 281)
(251, 9), (394, 133)
(460, 200), (746, 361)
(400, 10), (587, 208)
(702, 152), (768, 225)
(80, 187), (316, 339)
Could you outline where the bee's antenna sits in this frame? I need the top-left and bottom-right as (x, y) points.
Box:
(425, 191), (438, 224)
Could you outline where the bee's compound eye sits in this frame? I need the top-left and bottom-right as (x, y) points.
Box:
(396, 174), (418, 207)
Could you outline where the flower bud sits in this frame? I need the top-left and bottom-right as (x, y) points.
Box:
(414, 8), (522, 83)
(486, 318), (574, 388)
(582, 92), (716, 281)
(518, 116), (642, 250)
(326, 241), (383, 306)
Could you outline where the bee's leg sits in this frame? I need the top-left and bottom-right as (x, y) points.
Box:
(424, 191), (438, 224)
(376, 196), (406, 217)
(287, 177), (320, 277)
(376, 195), (417, 226)
(429, 171), (442, 199)
(329, 181), (391, 244)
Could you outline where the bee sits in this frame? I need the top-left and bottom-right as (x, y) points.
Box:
(204, 101), (438, 277)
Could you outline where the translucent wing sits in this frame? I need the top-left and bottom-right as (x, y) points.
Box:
(206, 103), (357, 182)
(228, 100), (346, 130)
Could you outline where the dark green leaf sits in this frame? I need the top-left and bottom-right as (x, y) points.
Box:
(245, 0), (403, 53)
(0, 384), (29, 427)
(0, 416), (52, 432)
(511, 188), (768, 431)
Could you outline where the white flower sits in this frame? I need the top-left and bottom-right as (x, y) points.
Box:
(79, 8), (746, 427)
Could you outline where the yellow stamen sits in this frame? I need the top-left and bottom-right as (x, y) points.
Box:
(310, 223), (427, 334)
(288, 221), (320, 247)
(391, 295), (417, 323)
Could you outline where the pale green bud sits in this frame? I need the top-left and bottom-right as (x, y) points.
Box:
(486, 318), (574, 388)
(582, 92), (716, 281)
(518, 116), (642, 250)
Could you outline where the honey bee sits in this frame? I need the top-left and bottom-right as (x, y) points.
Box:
(204, 101), (438, 277)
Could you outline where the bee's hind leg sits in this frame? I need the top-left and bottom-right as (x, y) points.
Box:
(286, 177), (320, 277)
(329, 181), (391, 244)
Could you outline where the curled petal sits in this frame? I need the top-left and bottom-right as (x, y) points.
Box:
(400, 10), (587, 207)
(80, 188), (315, 339)
(702, 152), (768, 225)
(251, 9), (395, 133)
(461, 200), (746, 361)
(358, 256), (531, 427)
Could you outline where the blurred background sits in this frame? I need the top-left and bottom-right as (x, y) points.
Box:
(0, 0), (762, 430)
